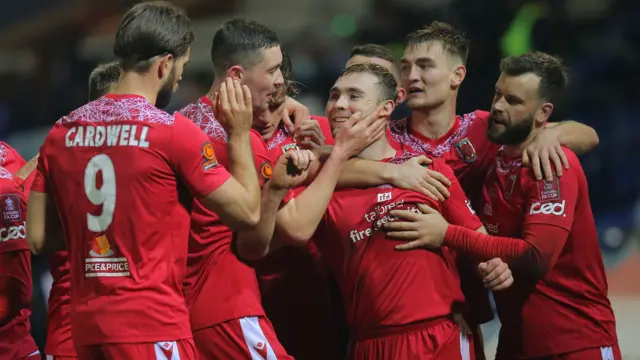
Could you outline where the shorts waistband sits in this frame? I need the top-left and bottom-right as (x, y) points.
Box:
(353, 316), (452, 341)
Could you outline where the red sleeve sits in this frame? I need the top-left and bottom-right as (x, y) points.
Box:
(170, 113), (232, 198)
(0, 248), (32, 327)
(0, 142), (26, 175)
(30, 138), (51, 194)
(0, 180), (28, 254)
(311, 116), (335, 146)
(281, 185), (306, 206)
(524, 168), (578, 232)
(436, 161), (482, 230)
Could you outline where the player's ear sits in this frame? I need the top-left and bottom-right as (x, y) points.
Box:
(380, 99), (395, 118)
(536, 102), (554, 125)
(396, 87), (407, 105)
(227, 66), (244, 81)
(451, 64), (466, 89)
(157, 54), (174, 81)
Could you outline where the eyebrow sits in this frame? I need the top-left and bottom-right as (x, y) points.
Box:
(400, 56), (436, 64)
(329, 86), (365, 94)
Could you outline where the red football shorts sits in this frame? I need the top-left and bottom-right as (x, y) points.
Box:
(77, 339), (195, 360)
(350, 319), (474, 360)
(193, 316), (293, 360)
(506, 344), (622, 360)
(46, 356), (78, 360)
(21, 350), (41, 359)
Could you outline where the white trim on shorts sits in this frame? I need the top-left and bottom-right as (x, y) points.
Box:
(239, 316), (278, 360)
(459, 332), (470, 360)
(154, 340), (181, 360)
(600, 346), (615, 360)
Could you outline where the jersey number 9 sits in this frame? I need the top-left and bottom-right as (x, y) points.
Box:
(84, 154), (116, 232)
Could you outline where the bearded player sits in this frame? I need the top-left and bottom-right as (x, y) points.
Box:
(385, 52), (619, 360)
(42, 61), (122, 360)
(27, 2), (263, 359)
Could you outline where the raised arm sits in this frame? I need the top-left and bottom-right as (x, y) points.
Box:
(275, 107), (386, 246)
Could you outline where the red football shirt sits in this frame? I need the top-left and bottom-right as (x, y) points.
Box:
(389, 110), (498, 325)
(287, 150), (481, 340)
(31, 94), (232, 346)
(475, 148), (617, 357)
(0, 142), (26, 175)
(45, 250), (74, 356)
(0, 167), (38, 359)
(179, 96), (273, 331)
(257, 115), (344, 359)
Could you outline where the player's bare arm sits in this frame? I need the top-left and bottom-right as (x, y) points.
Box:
(26, 191), (64, 255)
(280, 96), (310, 134)
(201, 78), (261, 229)
(337, 155), (451, 201)
(236, 149), (315, 260)
(275, 106), (386, 245)
(14, 154), (38, 183)
(522, 120), (599, 181)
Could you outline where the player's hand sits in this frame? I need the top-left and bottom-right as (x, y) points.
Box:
(333, 104), (386, 159)
(294, 118), (326, 150)
(390, 156), (451, 201)
(478, 258), (514, 291)
(213, 77), (253, 135)
(522, 127), (569, 181)
(281, 96), (310, 134)
(384, 204), (449, 250)
(270, 150), (316, 190)
(453, 313), (473, 336)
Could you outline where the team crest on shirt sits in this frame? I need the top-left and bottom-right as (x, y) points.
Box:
(281, 143), (299, 154)
(201, 141), (218, 170)
(454, 137), (477, 163)
(259, 161), (273, 180)
(85, 235), (130, 278)
(1, 194), (21, 223)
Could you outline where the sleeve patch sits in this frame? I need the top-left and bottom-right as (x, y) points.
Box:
(1, 194), (21, 223)
(260, 161), (273, 180)
(537, 177), (561, 202)
(201, 142), (218, 170)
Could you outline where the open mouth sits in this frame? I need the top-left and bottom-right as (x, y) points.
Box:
(408, 86), (424, 94)
(332, 116), (350, 123)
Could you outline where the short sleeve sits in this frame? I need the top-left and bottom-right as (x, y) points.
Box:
(31, 146), (48, 193)
(524, 157), (578, 231)
(0, 142), (26, 175)
(0, 180), (28, 254)
(438, 162), (483, 230)
(170, 113), (232, 198)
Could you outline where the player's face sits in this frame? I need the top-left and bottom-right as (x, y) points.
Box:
(400, 42), (459, 110)
(326, 72), (388, 137)
(253, 101), (287, 141)
(347, 55), (405, 104)
(157, 47), (190, 109)
(487, 72), (545, 145)
(243, 46), (284, 113)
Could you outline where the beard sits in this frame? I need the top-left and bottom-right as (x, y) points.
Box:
(487, 112), (534, 145)
(156, 67), (177, 109)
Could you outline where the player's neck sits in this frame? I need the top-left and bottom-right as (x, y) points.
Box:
(111, 72), (159, 105)
(205, 81), (223, 103)
(410, 98), (457, 140)
(358, 131), (396, 161)
(503, 132), (537, 158)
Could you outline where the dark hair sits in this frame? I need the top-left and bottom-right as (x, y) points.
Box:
(269, 50), (300, 108)
(500, 52), (568, 104)
(88, 62), (122, 101)
(350, 44), (396, 64)
(340, 63), (397, 103)
(210, 18), (280, 76)
(114, 1), (194, 72)
(405, 21), (469, 64)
